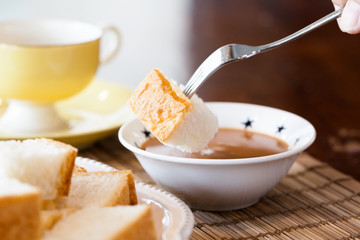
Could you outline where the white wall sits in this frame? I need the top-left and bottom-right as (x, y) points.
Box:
(0, 0), (191, 89)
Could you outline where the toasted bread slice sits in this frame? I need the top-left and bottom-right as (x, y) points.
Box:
(129, 69), (192, 143)
(0, 138), (77, 200)
(129, 69), (218, 152)
(0, 178), (42, 240)
(43, 205), (157, 240)
(55, 170), (137, 209)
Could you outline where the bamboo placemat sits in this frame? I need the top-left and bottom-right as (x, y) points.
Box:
(81, 134), (360, 240)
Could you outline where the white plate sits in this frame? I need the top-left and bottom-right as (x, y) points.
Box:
(75, 157), (194, 240)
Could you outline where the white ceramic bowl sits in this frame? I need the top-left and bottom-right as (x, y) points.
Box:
(119, 102), (316, 211)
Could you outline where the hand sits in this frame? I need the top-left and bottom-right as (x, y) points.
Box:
(332, 0), (360, 33)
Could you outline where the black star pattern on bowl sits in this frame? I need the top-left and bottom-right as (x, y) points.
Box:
(242, 119), (254, 129)
(134, 129), (152, 148)
(277, 125), (285, 134)
(142, 129), (152, 138)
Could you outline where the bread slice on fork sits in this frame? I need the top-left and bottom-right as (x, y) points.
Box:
(129, 69), (218, 152)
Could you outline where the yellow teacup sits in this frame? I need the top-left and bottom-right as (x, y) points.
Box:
(0, 19), (120, 135)
(0, 19), (119, 101)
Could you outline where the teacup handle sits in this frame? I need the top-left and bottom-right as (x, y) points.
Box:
(99, 25), (121, 65)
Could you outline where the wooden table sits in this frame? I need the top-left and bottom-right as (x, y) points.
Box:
(80, 0), (360, 239)
(81, 135), (360, 239)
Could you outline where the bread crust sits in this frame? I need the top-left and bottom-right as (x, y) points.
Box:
(125, 171), (138, 205)
(73, 165), (87, 174)
(129, 69), (192, 142)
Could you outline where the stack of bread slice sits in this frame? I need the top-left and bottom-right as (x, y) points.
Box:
(0, 138), (157, 240)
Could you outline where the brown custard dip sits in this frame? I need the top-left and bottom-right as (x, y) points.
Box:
(141, 127), (289, 159)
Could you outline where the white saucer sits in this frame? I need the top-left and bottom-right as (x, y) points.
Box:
(0, 80), (134, 148)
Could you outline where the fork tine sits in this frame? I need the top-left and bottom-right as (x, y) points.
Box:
(183, 68), (204, 97)
(183, 47), (225, 98)
(183, 44), (257, 98)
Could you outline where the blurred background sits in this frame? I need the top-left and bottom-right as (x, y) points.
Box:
(1, 0), (360, 179)
(0, 0), (192, 89)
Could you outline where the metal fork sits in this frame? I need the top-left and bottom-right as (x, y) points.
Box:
(183, 8), (342, 98)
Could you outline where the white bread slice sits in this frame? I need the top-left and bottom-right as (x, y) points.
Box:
(129, 69), (218, 152)
(0, 178), (42, 240)
(55, 170), (137, 209)
(43, 205), (157, 240)
(0, 138), (77, 200)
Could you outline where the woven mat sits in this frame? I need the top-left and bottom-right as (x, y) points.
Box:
(81, 134), (360, 240)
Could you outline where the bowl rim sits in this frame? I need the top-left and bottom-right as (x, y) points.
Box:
(119, 102), (316, 165)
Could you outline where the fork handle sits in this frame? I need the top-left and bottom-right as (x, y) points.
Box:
(183, 8), (343, 98)
(259, 8), (342, 52)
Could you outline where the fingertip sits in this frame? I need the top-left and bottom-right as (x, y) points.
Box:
(338, 0), (360, 34)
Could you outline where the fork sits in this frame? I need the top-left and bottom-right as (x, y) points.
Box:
(183, 8), (342, 98)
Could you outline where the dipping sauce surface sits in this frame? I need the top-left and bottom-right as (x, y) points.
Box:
(141, 127), (289, 159)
